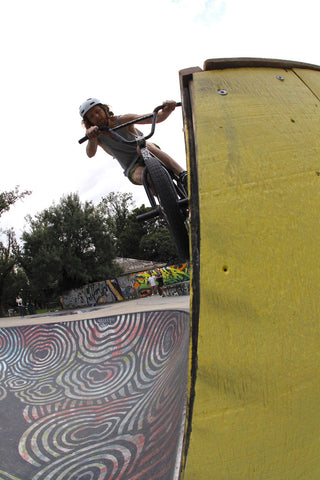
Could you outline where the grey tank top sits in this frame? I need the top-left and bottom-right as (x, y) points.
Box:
(98, 116), (142, 176)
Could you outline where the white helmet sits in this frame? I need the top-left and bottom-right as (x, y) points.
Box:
(79, 98), (101, 118)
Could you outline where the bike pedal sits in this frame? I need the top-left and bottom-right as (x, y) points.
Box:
(136, 207), (161, 222)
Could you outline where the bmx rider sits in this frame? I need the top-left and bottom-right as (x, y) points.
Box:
(79, 98), (188, 189)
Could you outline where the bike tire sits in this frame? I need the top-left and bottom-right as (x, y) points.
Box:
(144, 155), (189, 260)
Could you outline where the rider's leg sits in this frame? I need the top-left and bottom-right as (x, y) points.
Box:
(129, 165), (160, 197)
(146, 142), (184, 175)
(146, 143), (188, 192)
(128, 150), (188, 193)
(129, 165), (144, 185)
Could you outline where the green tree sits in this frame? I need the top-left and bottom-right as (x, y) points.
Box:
(116, 205), (151, 259)
(0, 186), (31, 217)
(117, 205), (180, 263)
(22, 193), (121, 306)
(139, 229), (180, 263)
(0, 229), (20, 316)
(98, 192), (135, 256)
(0, 186), (32, 316)
(2, 266), (30, 313)
(98, 192), (179, 262)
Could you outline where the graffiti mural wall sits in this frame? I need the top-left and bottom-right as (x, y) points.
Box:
(61, 279), (124, 309)
(61, 263), (190, 309)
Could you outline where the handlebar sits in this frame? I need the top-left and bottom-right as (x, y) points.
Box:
(78, 102), (182, 145)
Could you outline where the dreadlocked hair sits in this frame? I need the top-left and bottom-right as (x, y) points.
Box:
(82, 104), (114, 128)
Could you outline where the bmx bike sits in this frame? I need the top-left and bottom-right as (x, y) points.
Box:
(79, 103), (189, 260)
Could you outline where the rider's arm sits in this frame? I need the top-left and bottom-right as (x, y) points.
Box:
(86, 138), (98, 157)
(85, 125), (113, 157)
(118, 100), (177, 125)
(85, 126), (100, 157)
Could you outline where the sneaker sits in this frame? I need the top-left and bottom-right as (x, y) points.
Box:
(179, 171), (188, 193)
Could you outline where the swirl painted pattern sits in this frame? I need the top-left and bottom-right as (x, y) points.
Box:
(0, 310), (189, 479)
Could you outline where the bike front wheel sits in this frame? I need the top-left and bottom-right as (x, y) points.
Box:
(144, 155), (189, 260)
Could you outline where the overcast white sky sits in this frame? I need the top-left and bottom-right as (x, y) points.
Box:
(2, 0), (320, 237)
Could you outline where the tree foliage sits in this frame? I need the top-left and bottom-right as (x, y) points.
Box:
(0, 186), (31, 217)
(139, 229), (180, 263)
(0, 189), (181, 315)
(115, 204), (180, 263)
(0, 186), (31, 316)
(21, 193), (121, 305)
(98, 192), (135, 256)
(97, 191), (180, 262)
(0, 229), (20, 316)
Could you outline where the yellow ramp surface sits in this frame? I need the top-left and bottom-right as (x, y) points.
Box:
(180, 59), (320, 479)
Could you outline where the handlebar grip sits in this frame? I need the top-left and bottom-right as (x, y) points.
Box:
(154, 101), (182, 113)
(78, 135), (88, 144)
(78, 126), (109, 144)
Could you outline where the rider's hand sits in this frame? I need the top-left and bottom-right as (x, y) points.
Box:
(163, 100), (176, 112)
(156, 100), (176, 123)
(86, 125), (100, 140)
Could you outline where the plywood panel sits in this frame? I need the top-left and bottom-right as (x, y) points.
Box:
(182, 64), (320, 479)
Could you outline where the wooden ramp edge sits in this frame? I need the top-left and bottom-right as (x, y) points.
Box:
(179, 58), (320, 479)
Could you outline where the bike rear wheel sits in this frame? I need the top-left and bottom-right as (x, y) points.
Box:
(144, 155), (189, 260)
